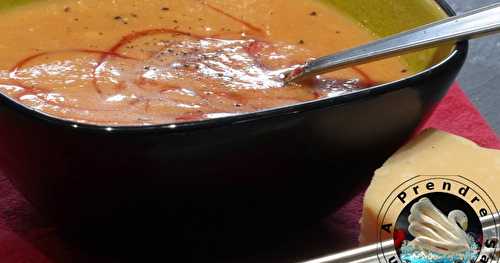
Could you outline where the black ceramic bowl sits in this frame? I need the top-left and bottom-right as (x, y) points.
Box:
(0, 0), (466, 261)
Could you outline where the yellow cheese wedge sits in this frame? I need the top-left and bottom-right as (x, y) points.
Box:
(359, 129), (500, 244)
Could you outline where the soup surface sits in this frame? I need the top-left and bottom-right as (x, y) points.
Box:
(0, 0), (410, 126)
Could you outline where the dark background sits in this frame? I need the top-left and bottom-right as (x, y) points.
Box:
(448, 0), (500, 133)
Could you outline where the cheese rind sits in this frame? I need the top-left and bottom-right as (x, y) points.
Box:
(359, 129), (500, 244)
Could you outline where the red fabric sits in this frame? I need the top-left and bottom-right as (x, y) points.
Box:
(0, 83), (497, 262)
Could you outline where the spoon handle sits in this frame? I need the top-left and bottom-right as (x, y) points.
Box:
(286, 3), (500, 82)
(300, 213), (500, 263)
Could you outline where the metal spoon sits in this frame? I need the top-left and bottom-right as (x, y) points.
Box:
(301, 212), (500, 263)
(284, 3), (500, 83)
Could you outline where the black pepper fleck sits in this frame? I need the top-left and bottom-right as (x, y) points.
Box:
(298, 40), (305, 44)
(161, 7), (170, 11)
(114, 16), (122, 20)
(64, 7), (71, 12)
(310, 11), (317, 16)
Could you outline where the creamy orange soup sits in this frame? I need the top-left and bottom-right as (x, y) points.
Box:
(0, 0), (410, 126)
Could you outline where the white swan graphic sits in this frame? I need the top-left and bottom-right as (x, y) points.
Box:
(407, 197), (470, 254)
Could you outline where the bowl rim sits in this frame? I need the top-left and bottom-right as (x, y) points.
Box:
(0, 0), (468, 134)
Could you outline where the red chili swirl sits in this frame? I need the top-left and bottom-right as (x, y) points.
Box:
(2, 5), (374, 123)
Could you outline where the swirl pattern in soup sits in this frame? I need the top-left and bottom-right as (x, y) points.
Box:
(0, 0), (410, 125)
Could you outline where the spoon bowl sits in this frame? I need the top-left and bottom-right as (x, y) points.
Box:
(285, 3), (500, 83)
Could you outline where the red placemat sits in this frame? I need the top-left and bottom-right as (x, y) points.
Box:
(0, 83), (498, 262)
